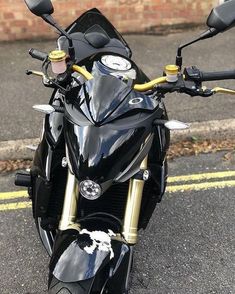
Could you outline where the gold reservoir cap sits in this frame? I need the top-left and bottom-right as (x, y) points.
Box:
(165, 64), (179, 75)
(49, 50), (67, 62)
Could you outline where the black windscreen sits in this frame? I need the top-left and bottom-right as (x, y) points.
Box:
(65, 8), (132, 57)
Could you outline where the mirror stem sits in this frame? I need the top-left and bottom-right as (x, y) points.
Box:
(199, 27), (218, 40)
(42, 14), (75, 60)
(176, 28), (218, 70)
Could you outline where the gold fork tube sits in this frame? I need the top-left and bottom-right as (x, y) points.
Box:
(59, 170), (79, 231)
(122, 157), (148, 244)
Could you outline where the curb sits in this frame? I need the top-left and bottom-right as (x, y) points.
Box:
(170, 118), (235, 143)
(0, 138), (40, 161)
(0, 119), (234, 161)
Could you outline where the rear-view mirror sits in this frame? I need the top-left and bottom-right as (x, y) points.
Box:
(207, 0), (235, 33)
(24, 0), (54, 17)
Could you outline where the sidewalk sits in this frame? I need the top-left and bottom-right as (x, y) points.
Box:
(0, 29), (234, 158)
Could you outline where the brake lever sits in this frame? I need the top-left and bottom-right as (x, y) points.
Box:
(155, 75), (213, 97)
(212, 87), (235, 95)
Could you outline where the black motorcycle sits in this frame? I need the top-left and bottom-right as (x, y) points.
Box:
(15, 0), (235, 293)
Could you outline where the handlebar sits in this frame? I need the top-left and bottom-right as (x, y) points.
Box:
(71, 65), (235, 96)
(72, 65), (168, 91)
(27, 51), (235, 96)
(29, 48), (48, 61)
(72, 65), (93, 80)
(133, 77), (168, 91)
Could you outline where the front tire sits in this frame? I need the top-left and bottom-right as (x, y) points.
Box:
(48, 276), (95, 294)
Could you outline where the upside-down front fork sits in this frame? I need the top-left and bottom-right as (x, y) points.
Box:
(122, 157), (147, 244)
(59, 169), (80, 231)
(59, 157), (148, 245)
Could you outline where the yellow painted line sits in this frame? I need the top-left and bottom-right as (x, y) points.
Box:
(0, 201), (31, 211)
(1, 180), (234, 212)
(0, 171), (235, 211)
(0, 190), (28, 200)
(0, 171), (234, 200)
(167, 180), (235, 193)
(168, 171), (235, 183)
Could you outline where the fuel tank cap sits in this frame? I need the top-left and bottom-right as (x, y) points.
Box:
(101, 55), (132, 71)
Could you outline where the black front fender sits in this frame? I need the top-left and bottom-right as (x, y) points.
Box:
(49, 229), (130, 283)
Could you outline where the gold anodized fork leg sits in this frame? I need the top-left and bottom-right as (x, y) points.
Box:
(59, 170), (79, 231)
(122, 157), (148, 244)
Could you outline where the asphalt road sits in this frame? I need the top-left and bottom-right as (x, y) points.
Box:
(0, 151), (235, 294)
(0, 28), (235, 141)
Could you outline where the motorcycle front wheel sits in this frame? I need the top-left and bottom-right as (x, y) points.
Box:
(48, 276), (96, 294)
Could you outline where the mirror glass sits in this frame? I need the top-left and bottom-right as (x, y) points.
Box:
(207, 0), (235, 32)
(24, 0), (54, 16)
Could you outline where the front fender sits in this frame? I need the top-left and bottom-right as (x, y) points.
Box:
(49, 229), (130, 283)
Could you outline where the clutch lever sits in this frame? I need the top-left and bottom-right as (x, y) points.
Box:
(26, 70), (44, 77)
(26, 69), (72, 93)
(26, 70), (53, 86)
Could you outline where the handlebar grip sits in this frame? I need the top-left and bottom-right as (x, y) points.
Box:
(184, 67), (235, 82)
(29, 48), (48, 61)
(200, 70), (235, 81)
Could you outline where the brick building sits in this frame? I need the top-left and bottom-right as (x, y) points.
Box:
(0, 0), (220, 41)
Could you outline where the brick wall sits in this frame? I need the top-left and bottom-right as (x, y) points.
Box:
(0, 0), (219, 41)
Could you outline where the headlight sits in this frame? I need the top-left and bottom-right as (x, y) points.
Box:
(80, 180), (102, 200)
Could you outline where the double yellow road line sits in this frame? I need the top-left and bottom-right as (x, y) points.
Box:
(0, 190), (29, 211)
(0, 170), (235, 211)
(167, 170), (235, 193)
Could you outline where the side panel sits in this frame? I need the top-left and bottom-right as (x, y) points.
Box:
(138, 104), (170, 229)
(31, 90), (67, 254)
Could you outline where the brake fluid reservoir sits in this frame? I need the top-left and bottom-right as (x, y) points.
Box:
(49, 50), (67, 74)
(165, 65), (179, 82)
